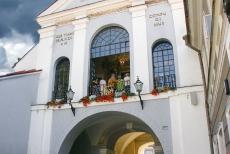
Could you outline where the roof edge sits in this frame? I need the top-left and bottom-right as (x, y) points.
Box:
(0, 69), (42, 79)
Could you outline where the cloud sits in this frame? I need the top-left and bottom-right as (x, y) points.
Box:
(0, 0), (55, 42)
(0, 46), (10, 69)
(0, 30), (34, 67)
(0, 46), (12, 75)
(0, 0), (55, 72)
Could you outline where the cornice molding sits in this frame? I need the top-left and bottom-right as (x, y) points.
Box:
(129, 4), (147, 12)
(38, 26), (57, 39)
(168, 0), (184, 10)
(72, 17), (89, 30)
(37, 0), (164, 28)
(37, 0), (130, 26)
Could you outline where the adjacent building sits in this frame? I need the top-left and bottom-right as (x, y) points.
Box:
(184, 0), (230, 153)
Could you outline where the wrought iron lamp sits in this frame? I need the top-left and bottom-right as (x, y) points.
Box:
(224, 0), (230, 22)
(134, 76), (144, 110)
(66, 87), (75, 116)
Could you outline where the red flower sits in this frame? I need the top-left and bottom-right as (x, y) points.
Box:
(121, 93), (128, 101)
(80, 97), (91, 107)
(95, 94), (114, 103)
(151, 89), (159, 96)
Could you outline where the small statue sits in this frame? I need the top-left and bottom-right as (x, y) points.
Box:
(99, 78), (107, 96)
(108, 73), (117, 89)
(115, 75), (125, 97)
(124, 73), (130, 93)
(91, 78), (100, 96)
(116, 75), (125, 92)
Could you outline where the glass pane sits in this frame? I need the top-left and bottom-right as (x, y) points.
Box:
(89, 27), (131, 95)
(90, 27), (129, 57)
(152, 41), (176, 89)
(54, 58), (70, 99)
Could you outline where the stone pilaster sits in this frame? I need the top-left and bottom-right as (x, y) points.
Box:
(130, 4), (151, 94)
(36, 26), (56, 104)
(70, 18), (89, 101)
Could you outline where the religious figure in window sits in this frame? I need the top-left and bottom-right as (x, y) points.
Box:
(89, 26), (130, 96)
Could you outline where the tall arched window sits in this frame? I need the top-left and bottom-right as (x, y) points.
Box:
(89, 26), (130, 95)
(152, 41), (176, 89)
(53, 58), (70, 100)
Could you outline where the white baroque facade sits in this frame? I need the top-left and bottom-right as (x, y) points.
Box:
(6, 0), (211, 154)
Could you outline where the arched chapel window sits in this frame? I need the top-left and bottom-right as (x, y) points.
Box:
(89, 26), (130, 96)
(152, 41), (176, 89)
(53, 58), (70, 100)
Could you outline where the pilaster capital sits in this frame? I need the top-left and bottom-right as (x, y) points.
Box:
(129, 0), (146, 6)
(72, 17), (89, 31)
(167, 0), (184, 10)
(38, 26), (57, 39)
(129, 5), (147, 18)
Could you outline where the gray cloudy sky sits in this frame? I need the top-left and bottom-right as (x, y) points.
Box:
(0, 0), (55, 42)
(0, 0), (55, 69)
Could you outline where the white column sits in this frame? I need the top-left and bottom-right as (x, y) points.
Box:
(36, 26), (56, 104)
(27, 109), (53, 154)
(130, 4), (151, 94)
(70, 18), (89, 101)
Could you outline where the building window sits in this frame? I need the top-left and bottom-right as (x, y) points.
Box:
(213, 135), (220, 154)
(53, 58), (70, 100)
(89, 26), (130, 96)
(223, 0), (230, 22)
(152, 41), (176, 89)
(226, 104), (230, 142)
(217, 122), (227, 154)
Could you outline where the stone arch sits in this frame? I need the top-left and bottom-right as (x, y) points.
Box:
(56, 106), (170, 154)
(151, 38), (172, 50)
(89, 23), (129, 47)
(88, 25), (131, 95)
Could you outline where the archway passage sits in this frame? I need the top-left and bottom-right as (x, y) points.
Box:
(115, 132), (163, 154)
(62, 112), (163, 154)
(89, 26), (130, 96)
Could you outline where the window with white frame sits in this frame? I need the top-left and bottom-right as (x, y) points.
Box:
(223, 116), (230, 147)
(225, 103), (230, 142)
(89, 26), (130, 96)
(216, 122), (227, 154)
(152, 41), (176, 90)
(53, 57), (70, 100)
(202, 14), (212, 60)
(213, 135), (219, 154)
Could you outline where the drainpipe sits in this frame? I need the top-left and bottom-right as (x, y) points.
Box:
(184, 36), (214, 154)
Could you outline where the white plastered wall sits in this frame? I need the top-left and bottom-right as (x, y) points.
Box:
(169, 89), (211, 154)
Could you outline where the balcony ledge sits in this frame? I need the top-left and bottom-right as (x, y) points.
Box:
(31, 85), (203, 111)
